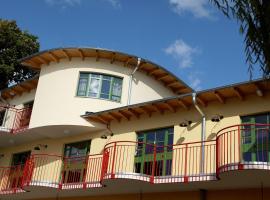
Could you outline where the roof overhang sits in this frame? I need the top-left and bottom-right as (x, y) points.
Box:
(0, 75), (39, 100)
(82, 78), (270, 124)
(19, 47), (193, 95)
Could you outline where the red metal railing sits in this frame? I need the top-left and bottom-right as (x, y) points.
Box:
(103, 140), (216, 183)
(1, 123), (270, 195)
(216, 124), (270, 177)
(0, 165), (25, 194)
(0, 105), (32, 133)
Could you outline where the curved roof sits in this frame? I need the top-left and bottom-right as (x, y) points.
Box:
(19, 47), (193, 95)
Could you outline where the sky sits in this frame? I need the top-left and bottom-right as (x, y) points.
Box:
(0, 0), (263, 91)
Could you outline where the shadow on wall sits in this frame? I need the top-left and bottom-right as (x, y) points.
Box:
(176, 121), (201, 144)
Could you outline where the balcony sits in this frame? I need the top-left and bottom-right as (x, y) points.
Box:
(0, 124), (270, 197)
(0, 105), (32, 134)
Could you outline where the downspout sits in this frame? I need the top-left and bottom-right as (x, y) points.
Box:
(192, 92), (206, 173)
(127, 57), (141, 105)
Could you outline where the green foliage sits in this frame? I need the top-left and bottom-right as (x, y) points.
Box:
(210, 0), (270, 77)
(0, 19), (40, 90)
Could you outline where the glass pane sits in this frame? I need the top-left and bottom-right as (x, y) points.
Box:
(166, 160), (172, 175)
(167, 133), (173, 152)
(100, 78), (111, 99)
(111, 78), (122, 99)
(88, 78), (100, 97)
(111, 96), (121, 102)
(257, 151), (268, 162)
(243, 152), (252, 162)
(77, 76), (88, 96)
(65, 141), (90, 158)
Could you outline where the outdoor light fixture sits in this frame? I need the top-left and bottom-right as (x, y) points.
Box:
(179, 120), (192, 127)
(211, 115), (224, 122)
(34, 144), (48, 150)
(100, 133), (114, 139)
(0, 154), (4, 159)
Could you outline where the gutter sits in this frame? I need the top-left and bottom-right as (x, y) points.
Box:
(192, 92), (206, 173)
(127, 57), (141, 105)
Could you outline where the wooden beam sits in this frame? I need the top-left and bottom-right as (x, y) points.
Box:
(139, 106), (153, 117)
(148, 68), (160, 75)
(36, 56), (49, 65)
(166, 81), (179, 87)
(124, 57), (133, 67)
(77, 49), (85, 60)
(88, 116), (108, 124)
(214, 91), (225, 104)
(98, 115), (111, 124)
(253, 83), (264, 97)
(62, 50), (71, 61)
(96, 50), (100, 61)
(48, 52), (59, 63)
(157, 74), (170, 81)
(128, 108), (141, 119)
(27, 60), (40, 68)
(197, 96), (207, 107)
(177, 99), (189, 110)
(118, 110), (130, 120)
(19, 84), (32, 92)
(110, 53), (116, 64)
(233, 87), (244, 100)
(108, 112), (121, 122)
(163, 102), (176, 112)
(151, 104), (164, 114)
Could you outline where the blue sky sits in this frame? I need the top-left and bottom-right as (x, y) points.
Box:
(0, 0), (262, 90)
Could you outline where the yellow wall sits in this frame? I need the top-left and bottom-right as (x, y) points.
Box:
(29, 58), (174, 128)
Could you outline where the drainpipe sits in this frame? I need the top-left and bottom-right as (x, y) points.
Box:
(127, 57), (141, 105)
(192, 92), (206, 173)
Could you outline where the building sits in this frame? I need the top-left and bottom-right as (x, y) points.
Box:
(0, 47), (270, 200)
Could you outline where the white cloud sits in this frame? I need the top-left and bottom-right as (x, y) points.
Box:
(45, 0), (81, 8)
(165, 39), (198, 69)
(169, 0), (212, 18)
(188, 74), (202, 90)
(106, 0), (121, 9)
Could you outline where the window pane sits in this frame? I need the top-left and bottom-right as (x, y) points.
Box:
(77, 74), (88, 96)
(100, 77), (111, 99)
(243, 152), (252, 161)
(88, 78), (100, 97)
(111, 78), (122, 98)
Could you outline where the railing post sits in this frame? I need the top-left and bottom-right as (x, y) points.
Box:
(111, 142), (117, 179)
(59, 157), (66, 190)
(82, 155), (89, 189)
(150, 144), (156, 184)
(216, 136), (219, 179)
(184, 143), (188, 183)
(101, 149), (109, 182)
(237, 125), (244, 170)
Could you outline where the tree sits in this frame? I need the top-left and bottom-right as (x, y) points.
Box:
(210, 0), (270, 77)
(0, 19), (40, 90)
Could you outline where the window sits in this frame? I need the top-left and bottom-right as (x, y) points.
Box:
(0, 109), (6, 126)
(62, 140), (91, 184)
(77, 72), (123, 102)
(135, 127), (174, 176)
(241, 113), (270, 162)
(64, 140), (91, 158)
(11, 151), (31, 166)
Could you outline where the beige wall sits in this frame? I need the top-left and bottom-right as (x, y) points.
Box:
(1, 93), (269, 167)
(29, 58), (174, 129)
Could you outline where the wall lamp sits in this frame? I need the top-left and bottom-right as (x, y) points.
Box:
(34, 144), (48, 151)
(179, 120), (192, 127)
(100, 133), (114, 139)
(0, 154), (4, 159)
(211, 115), (224, 122)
